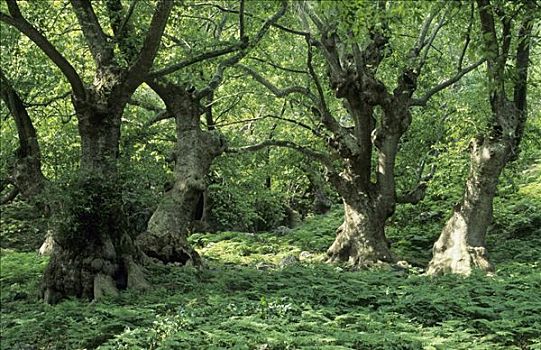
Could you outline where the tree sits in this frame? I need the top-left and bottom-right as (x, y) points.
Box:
(134, 1), (287, 264)
(0, 69), (47, 204)
(1, 0), (172, 302)
(427, 0), (536, 275)
(240, 1), (483, 267)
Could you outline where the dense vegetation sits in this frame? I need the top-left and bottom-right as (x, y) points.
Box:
(1, 171), (540, 348)
(1, 0), (540, 348)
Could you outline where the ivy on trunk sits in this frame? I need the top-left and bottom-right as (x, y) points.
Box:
(1, 0), (172, 302)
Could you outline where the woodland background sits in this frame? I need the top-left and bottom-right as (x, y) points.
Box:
(1, 0), (540, 349)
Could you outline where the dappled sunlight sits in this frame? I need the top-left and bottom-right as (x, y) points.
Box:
(2, 217), (540, 349)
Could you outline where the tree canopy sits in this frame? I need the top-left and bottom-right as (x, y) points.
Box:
(1, 0), (540, 348)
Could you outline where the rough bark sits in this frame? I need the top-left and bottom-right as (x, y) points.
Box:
(139, 84), (226, 264)
(427, 137), (507, 275)
(2, 0), (171, 303)
(133, 2), (285, 263)
(41, 108), (149, 303)
(41, 174), (150, 303)
(427, 1), (533, 275)
(327, 198), (392, 267)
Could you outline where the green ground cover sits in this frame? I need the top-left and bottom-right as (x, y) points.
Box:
(1, 163), (540, 349)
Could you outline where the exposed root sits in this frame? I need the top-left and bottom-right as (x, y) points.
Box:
(427, 245), (494, 276)
(93, 273), (119, 300)
(38, 231), (57, 256)
(125, 257), (150, 290)
(137, 232), (201, 266)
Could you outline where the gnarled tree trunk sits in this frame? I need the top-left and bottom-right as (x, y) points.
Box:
(427, 137), (507, 275)
(139, 85), (226, 264)
(0, 0), (172, 303)
(427, 0), (533, 276)
(41, 108), (148, 303)
(327, 198), (392, 267)
(325, 99), (409, 267)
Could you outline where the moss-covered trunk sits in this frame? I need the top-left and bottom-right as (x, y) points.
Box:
(41, 110), (148, 303)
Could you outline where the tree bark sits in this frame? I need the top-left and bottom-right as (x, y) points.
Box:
(427, 1), (533, 275)
(327, 197), (392, 267)
(427, 137), (509, 275)
(41, 108), (149, 303)
(139, 85), (226, 264)
(1, 0), (171, 303)
(0, 70), (47, 200)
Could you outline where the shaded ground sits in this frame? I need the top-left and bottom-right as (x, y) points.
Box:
(1, 163), (540, 349)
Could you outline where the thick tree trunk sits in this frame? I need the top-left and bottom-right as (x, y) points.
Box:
(428, 1), (533, 275)
(427, 137), (507, 275)
(139, 90), (226, 264)
(327, 198), (393, 267)
(41, 110), (148, 303)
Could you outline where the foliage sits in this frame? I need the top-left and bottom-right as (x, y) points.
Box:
(1, 203), (540, 349)
(0, 0), (540, 348)
(0, 201), (47, 251)
(2, 159), (540, 348)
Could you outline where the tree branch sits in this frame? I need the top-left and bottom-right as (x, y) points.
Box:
(70, 0), (114, 67)
(0, 69), (38, 158)
(150, 42), (243, 78)
(215, 113), (324, 137)
(512, 11), (534, 151)
(239, 0), (245, 39)
(396, 161), (436, 205)
(237, 64), (316, 101)
(145, 110), (173, 126)
(25, 92), (71, 108)
(418, 15), (447, 70)
(226, 139), (333, 168)
(118, 0), (137, 39)
(458, 2), (475, 70)
(477, 0), (500, 78)
(247, 56), (307, 74)
(411, 59), (485, 106)
(304, 36), (325, 107)
(105, 0), (138, 61)
(412, 5), (440, 58)
(197, 0), (288, 99)
(123, 0), (172, 91)
(195, 2), (311, 37)
(1, 2), (85, 98)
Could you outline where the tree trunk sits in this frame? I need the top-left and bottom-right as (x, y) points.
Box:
(41, 110), (148, 303)
(427, 137), (507, 275)
(139, 89), (226, 264)
(0, 70), (47, 200)
(428, 1), (533, 276)
(304, 166), (332, 214)
(327, 197), (393, 267)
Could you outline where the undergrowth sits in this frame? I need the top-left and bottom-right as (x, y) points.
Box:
(1, 165), (540, 349)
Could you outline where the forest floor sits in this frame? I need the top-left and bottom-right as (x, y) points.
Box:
(1, 165), (540, 349)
